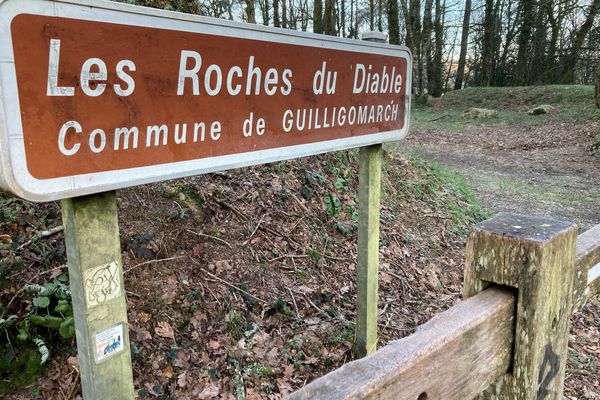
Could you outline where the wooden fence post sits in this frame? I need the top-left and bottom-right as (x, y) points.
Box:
(355, 144), (382, 358)
(354, 30), (387, 359)
(61, 191), (135, 399)
(464, 213), (577, 399)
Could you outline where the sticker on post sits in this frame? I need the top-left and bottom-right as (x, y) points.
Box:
(95, 323), (125, 363)
(83, 261), (122, 308)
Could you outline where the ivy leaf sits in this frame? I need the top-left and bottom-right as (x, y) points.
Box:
(59, 317), (75, 339)
(54, 299), (71, 314)
(32, 296), (50, 308)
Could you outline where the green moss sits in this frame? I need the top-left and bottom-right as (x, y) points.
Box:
(0, 344), (44, 396)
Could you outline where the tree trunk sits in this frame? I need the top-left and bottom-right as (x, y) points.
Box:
(246, 0), (256, 23)
(282, 0), (287, 27)
(454, 0), (472, 90)
(400, 0), (411, 47)
(388, 0), (400, 44)
(430, 0), (444, 97)
(529, 0), (547, 84)
(313, 0), (323, 33)
(561, 0), (600, 83)
(369, 0), (375, 30)
(480, 0), (495, 86)
(544, 0), (560, 83)
(324, 0), (336, 35)
(262, 0), (270, 25)
(496, 0), (519, 85)
(340, 0), (346, 36)
(378, 0), (383, 31)
(422, 0), (434, 94)
(273, 0), (280, 27)
(513, 0), (534, 85)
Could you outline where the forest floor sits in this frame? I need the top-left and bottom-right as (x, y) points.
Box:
(1, 85), (599, 399)
(407, 85), (600, 399)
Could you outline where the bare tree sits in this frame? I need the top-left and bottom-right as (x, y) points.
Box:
(454, 0), (472, 89)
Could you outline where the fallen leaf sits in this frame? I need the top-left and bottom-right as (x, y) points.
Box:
(198, 383), (219, 399)
(139, 312), (151, 323)
(155, 321), (175, 339)
(162, 365), (173, 379)
(177, 371), (187, 388)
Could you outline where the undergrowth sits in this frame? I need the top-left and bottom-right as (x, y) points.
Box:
(0, 147), (489, 396)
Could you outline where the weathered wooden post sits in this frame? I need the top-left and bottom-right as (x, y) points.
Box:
(61, 192), (135, 399)
(354, 31), (388, 358)
(464, 213), (577, 399)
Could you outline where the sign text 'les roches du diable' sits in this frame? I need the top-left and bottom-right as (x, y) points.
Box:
(0, 0), (412, 201)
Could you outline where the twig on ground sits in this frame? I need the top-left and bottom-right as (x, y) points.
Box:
(190, 257), (266, 304)
(291, 193), (309, 213)
(187, 229), (232, 249)
(125, 256), (184, 274)
(287, 287), (300, 319)
(17, 226), (64, 250)
(215, 200), (249, 221)
(243, 215), (265, 245)
(268, 254), (309, 263)
(427, 114), (450, 122)
(288, 216), (304, 234)
(323, 254), (353, 262)
(298, 291), (331, 319)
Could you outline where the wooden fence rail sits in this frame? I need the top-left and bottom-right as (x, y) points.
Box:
(573, 223), (600, 311)
(288, 214), (600, 399)
(289, 287), (515, 400)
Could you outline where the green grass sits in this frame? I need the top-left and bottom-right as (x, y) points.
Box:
(463, 171), (600, 207)
(385, 148), (491, 235)
(412, 85), (600, 132)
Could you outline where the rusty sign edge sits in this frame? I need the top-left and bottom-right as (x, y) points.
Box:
(0, 0), (412, 202)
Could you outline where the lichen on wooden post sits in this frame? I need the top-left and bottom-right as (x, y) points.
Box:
(61, 191), (135, 399)
(354, 144), (382, 358)
(464, 213), (577, 399)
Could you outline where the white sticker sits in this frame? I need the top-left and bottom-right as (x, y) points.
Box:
(84, 261), (122, 308)
(95, 324), (125, 363)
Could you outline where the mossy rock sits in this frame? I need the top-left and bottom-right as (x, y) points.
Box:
(527, 104), (555, 115)
(463, 107), (499, 119)
(0, 344), (43, 396)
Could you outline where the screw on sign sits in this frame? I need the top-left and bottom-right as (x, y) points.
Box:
(0, 0), (412, 398)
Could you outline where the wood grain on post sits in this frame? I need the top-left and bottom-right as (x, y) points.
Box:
(61, 192), (135, 399)
(288, 287), (515, 400)
(355, 144), (382, 358)
(464, 213), (577, 399)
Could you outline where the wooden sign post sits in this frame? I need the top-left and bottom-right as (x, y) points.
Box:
(61, 192), (134, 398)
(355, 31), (387, 358)
(0, 0), (412, 397)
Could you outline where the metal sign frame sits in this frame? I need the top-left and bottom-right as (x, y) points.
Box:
(0, 0), (412, 202)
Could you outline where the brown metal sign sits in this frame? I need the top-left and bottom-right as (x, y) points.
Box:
(0, 0), (412, 201)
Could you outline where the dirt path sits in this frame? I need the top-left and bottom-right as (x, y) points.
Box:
(403, 113), (600, 399)
(403, 118), (600, 230)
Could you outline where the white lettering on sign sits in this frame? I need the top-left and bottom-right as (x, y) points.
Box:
(46, 39), (137, 98)
(176, 52), (293, 97)
(352, 64), (403, 94)
(47, 39), (75, 97)
(0, 0), (412, 201)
